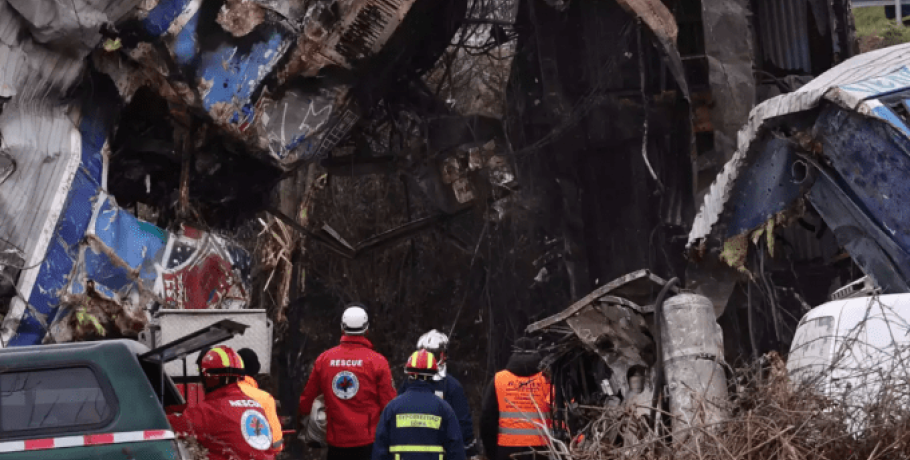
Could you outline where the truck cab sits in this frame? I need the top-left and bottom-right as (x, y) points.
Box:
(0, 339), (187, 459)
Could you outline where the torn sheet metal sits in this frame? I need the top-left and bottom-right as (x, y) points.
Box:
(280, 0), (421, 79)
(527, 269), (679, 333)
(563, 302), (654, 400)
(724, 139), (809, 238)
(107, 0), (364, 167)
(529, 270), (679, 398)
(7, 0), (142, 56)
(808, 171), (910, 293)
(0, 104), (82, 269)
(0, 0), (86, 99)
(615, 0), (689, 98)
(687, 44), (910, 292)
(2, 93), (252, 347)
(687, 43), (910, 249)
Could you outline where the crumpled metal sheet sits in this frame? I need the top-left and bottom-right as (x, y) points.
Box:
(0, 0), (86, 99)
(7, 0), (141, 56)
(527, 269), (679, 333)
(802, 106), (910, 293)
(529, 270), (679, 400)
(0, 104), (81, 269)
(2, 93), (253, 347)
(103, 0), (371, 168)
(687, 43), (910, 249)
(809, 172), (910, 294)
(724, 139), (808, 238)
(565, 303), (654, 399)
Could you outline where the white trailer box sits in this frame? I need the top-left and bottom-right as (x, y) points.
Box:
(788, 294), (910, 430)
(139, 309), (273, 378)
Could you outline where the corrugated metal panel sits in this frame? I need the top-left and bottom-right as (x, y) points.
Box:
(688, 43), (910, 248)
(0, 0), (141, 99)
(0, 105), (81, 265)
(758, 0), (811, 73)
(0, 1), (85, 99)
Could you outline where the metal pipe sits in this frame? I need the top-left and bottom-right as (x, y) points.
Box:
(899, 0), (904, 27)
(648, 277), (680, 429)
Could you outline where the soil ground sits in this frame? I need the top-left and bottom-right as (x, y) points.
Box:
(854, 6), (910, 52)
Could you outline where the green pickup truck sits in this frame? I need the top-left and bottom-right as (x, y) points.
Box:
(0, 339), (188, 459)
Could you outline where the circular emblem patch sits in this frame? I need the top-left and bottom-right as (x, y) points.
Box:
(332, 371), (360, 400)
(240, 409), (272, 451)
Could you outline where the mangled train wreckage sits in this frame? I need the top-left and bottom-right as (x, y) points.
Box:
(687, 43), (910, 356)
(0, 0), (881, 423)
(525, 270), (729, 450)
(0, 0), (470, 346)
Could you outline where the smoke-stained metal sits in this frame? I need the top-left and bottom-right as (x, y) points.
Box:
(757, 0), (811, 73)
(700, 0), (755, 164)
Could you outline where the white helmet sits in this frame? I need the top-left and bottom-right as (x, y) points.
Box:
(341, 305), (369, 334)
(416, 330), (448, 361)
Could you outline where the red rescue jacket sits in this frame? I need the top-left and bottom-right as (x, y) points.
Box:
(298, 335), (396, 447)
(168, 383), (277, 460)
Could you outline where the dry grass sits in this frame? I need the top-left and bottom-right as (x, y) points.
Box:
(533, 352), (910, 460)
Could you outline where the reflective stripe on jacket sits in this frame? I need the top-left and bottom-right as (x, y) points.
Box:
(494, 370), (552, 447)
(372, 380), (465, 460)
(398, 374), (477, 455)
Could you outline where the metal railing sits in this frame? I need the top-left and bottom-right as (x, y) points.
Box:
(852, 0), (910, 26)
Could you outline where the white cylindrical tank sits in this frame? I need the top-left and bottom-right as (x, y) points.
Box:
(660, 293), (729, 439)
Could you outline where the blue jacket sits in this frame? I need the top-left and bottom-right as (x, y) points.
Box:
(399, 374), (477, 456)
(374, 380), (466, 460)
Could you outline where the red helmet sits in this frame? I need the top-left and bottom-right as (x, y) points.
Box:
(405, 349), (438, 376)
(199, 345), (245, 377)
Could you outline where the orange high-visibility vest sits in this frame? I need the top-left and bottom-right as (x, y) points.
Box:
(494, 370), (553, 447)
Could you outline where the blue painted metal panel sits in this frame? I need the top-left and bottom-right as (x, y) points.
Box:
(808, 172), (910, 293)
(172, 6), (201, 67)
(816, 107), (910, 249)
(93, 198), (167, 280)
(839, 66), (910, 101)
(8, 105), (107, 346)
(870, 105), (910, 137)
(725, 139), (807, 238)
(141, 0), (194, 37)
(76, 197), (168, 299)
(197, 27), (290, 114)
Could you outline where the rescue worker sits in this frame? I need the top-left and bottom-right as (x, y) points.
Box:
(167, 345), (279, 460)
(299, 304), (397, 460)
(479, 337), (553, 460)
(237, 348), (284, 451)
(398, 330), (478, 458)
(373, 350), (465, 460)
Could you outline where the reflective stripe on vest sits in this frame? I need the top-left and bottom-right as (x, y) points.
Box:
(494, 370), (553, 447)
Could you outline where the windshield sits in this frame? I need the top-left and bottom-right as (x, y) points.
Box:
(0, 367), (115, 435)
(787, 315), (835, 385)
